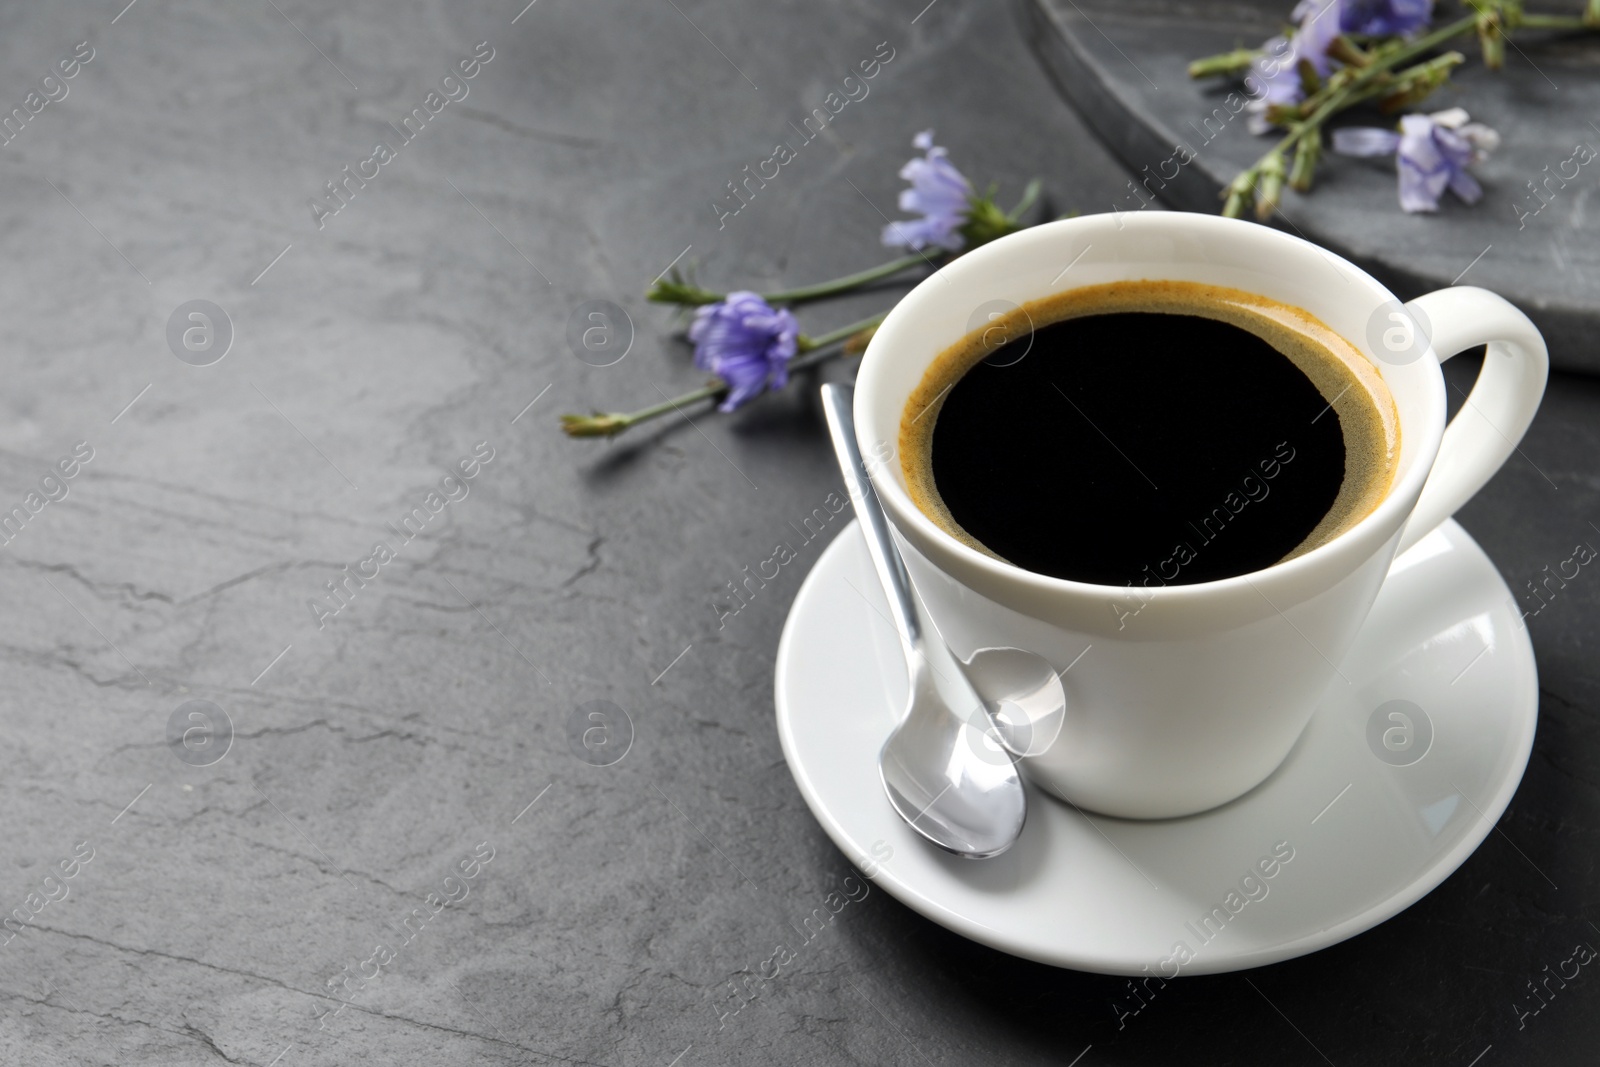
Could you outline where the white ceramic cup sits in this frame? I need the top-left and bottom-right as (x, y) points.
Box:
(854, 212), (1548, 819)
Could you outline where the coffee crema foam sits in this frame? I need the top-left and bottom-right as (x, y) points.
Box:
(899, 279), (1401, 574)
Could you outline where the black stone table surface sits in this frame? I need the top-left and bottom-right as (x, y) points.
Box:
(0, 0), (1595, 1064)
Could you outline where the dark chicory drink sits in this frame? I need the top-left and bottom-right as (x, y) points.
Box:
(900, 280), (1399, 586)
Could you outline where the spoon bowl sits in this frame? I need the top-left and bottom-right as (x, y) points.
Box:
(879, 653), (1028, 857)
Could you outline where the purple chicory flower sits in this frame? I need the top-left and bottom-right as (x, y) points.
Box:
(880, 129), (974, 252)
(1331, 108), (1500, 212)
(1248, 0), (1345, 132)
(689, 291), (800, 412)
(1247, 0), (1432, 132)
(1339, 0), (1431, 36)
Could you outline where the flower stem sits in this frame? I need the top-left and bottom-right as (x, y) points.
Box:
(762, 256), (929, 304)
(1008, 178), (1043, 222)
(1254, 151), (1288, 219)
(568, 383), (729, 437)
(647, 255), (930, 307)
(1373, 50), (1465, 112)
(1517, 12), (1593, 28)
(1188, 47), (1262, 79)
(797, 312), (889, 352)
(1289, 131), (1321, 191)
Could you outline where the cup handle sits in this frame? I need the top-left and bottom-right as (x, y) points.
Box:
(1394, 286), (1549, 555)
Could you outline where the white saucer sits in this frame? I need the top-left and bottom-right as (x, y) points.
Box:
(774, 519), (1537, 975)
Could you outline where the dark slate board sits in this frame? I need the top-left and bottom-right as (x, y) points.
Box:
(1025, 0), (1600, 374)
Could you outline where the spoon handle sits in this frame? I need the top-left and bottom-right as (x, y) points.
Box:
(820, 384), (923, 656)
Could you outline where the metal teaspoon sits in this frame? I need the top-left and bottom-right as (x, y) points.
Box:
(820, 383), (1027, 859)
